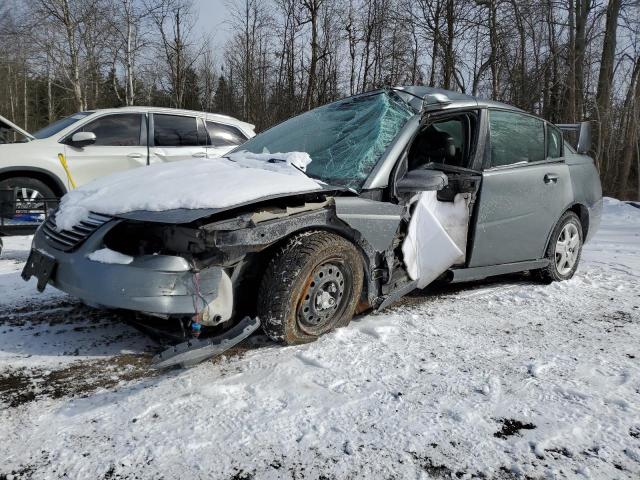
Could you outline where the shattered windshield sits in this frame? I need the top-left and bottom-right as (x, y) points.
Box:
(236, 91), (414, 189)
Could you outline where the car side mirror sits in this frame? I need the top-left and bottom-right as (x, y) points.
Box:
(557, 121), (591, 154)
(396, 169), (448, 194)
(576, 121), (591, 154)
(70, 131), (96, 148)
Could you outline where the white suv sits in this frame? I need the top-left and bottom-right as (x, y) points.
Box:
(0, 107), (255, 203)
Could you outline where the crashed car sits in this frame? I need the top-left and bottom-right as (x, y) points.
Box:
(23, 87), (602, 366)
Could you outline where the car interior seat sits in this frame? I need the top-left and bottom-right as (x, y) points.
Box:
(409, 126), (457, 170)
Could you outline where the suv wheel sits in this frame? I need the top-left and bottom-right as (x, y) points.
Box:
(0, 177), (57, 213)
(534, 211), (583, 283)
(258, 231), (364, 345)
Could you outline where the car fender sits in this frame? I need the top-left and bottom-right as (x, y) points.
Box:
(213, 205), (387, 306)
(0, 165), (68, 196)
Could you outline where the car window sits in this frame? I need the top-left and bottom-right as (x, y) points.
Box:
(153, 114), (200, 147)
(79, 114), (142, 146)
(408, 114), (474, 170)
(547, 124), (563, 158)
(32, 112), (93, 139)
(489, 110), (545, 167)
(206, 121), (247, 147)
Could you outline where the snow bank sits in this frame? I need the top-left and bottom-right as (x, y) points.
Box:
(55, 152), (321, 231)
(87, 248), (134, 265)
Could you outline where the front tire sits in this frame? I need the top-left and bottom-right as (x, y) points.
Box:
(258, 231), (364, 345)
(534, 211), (583, 283)
(0, 177), (57, 213)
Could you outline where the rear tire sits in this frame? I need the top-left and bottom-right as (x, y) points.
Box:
(258, 231), (364, 345)
(534, 211), (583, 283)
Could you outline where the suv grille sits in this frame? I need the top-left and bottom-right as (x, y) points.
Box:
(42, 212), (113, 251)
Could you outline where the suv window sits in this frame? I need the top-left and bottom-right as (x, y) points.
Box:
(154, 114), (200, 147)
(78, 113), (142, 146)
(206, 121), (247, 147)
(547, 124), (563, 158)
(489, 110), (545, 167)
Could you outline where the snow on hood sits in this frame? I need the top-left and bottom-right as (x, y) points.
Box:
(54, 151), (322, 231)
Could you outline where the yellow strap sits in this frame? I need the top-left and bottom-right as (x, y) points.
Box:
(57, 153), (77, 190)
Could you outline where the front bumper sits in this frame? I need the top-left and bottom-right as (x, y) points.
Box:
(30, 220), (227, 317)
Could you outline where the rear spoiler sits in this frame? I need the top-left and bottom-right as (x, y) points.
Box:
(557, 121), (590, 154)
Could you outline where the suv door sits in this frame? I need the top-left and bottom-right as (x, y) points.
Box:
(468, 110), (572, 267)
(63, 113), (148, 186)
(149, 113), (208, 163)
(205, 120), (248, 157)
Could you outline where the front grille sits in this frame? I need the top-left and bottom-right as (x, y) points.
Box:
(42, 211), (113, 251)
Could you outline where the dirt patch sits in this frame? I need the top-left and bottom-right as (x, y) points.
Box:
(0, 300), (133, 328)
(493, 418), (536, 439)
(0, 354), (155, 408)
(0, 465), (35, 480)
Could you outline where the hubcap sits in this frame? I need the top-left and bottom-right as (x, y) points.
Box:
(14, 187), (45, 213)
(298, 262), (346, 331)
(555, 223), (580, 275)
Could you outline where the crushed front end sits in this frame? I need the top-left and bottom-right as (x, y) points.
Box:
(24, 212), (240, 328)
(23, 194), (340, 329)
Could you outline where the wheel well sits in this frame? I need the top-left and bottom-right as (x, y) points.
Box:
(541, 203), (590, 260)
(568, 203), (589, 239)
(232, 226), (370, 317)
(0, 170), (67, 197)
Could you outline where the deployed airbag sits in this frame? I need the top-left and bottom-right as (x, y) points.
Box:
(402, 191), (467, 288)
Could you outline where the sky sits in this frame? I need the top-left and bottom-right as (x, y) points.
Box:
(192, 0), (235, 46)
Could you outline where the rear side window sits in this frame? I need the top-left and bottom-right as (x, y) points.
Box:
(154, 114), (199, 147)
(489, 110), (545, 167)
(79, 114), (142, 146)
(206, 121), (247, 147)
(547, 124), (563, 158)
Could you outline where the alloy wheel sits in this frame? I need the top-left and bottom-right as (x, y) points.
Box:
(555, 223), (580, 276)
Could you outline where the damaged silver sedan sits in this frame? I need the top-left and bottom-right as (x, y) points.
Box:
(22, 87), (602, 367)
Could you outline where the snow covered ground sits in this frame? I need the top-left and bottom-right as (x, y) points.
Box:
(1, 198), (639, 479)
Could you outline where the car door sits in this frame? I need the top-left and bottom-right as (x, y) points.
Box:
(468, 110), (573, 267)
(62, 113), (148, 186)
(149, 113), (208, 163)
(205, 120), (249, 157)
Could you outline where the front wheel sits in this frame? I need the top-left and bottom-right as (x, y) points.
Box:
(0, 177), (57, 214)
(258, 231), (364, 345)
(534, 211), (583, 283)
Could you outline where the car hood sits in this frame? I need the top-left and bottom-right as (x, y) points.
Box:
(0, 113), (34, 141)
(53, 152), (326, 230)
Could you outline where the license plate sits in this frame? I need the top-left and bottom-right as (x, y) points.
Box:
(22, 249), (57, 292)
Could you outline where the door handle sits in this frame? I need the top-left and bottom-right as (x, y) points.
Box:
(192, 152), (207, 158)
(544, 173), (559, 184)
(127, 153), (143, 159)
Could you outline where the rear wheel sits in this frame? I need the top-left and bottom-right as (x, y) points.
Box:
(258, 231), (364, 345)
(534, 211), (583, 283)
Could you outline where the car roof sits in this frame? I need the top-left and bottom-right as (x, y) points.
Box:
(393, 86), (523, 112)
(86, 106), (255, 132)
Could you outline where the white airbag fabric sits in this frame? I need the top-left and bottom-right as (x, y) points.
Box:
(420, 192), (470, 261)
(402, 191), (466, 289)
